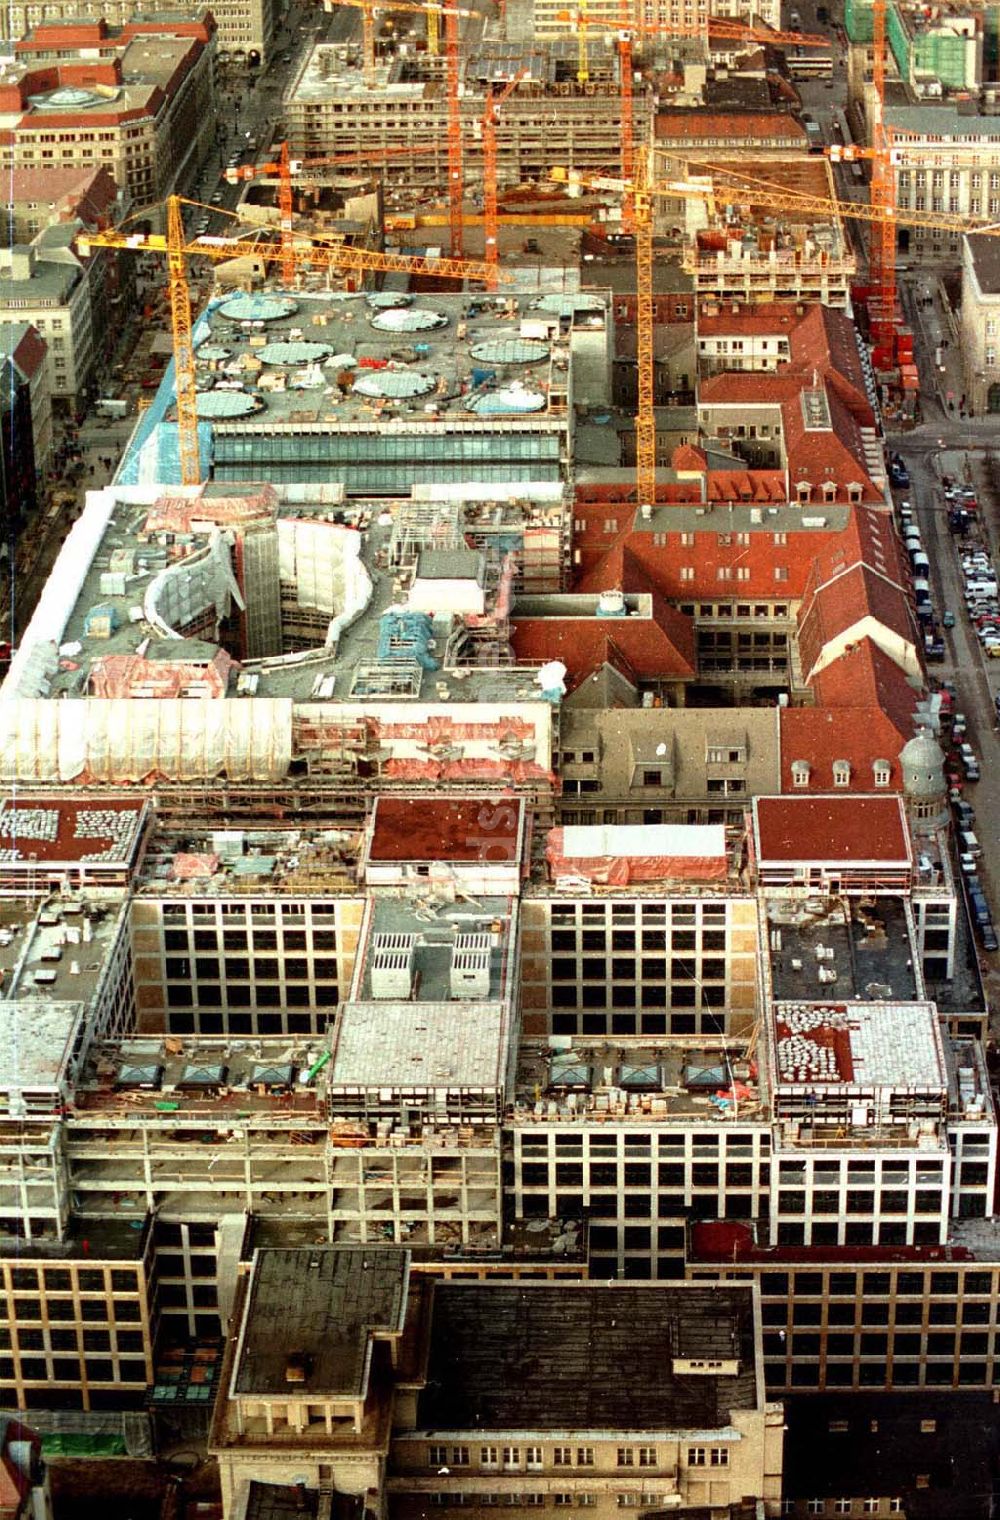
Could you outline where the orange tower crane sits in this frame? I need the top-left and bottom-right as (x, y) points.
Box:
(78, 195), (511, 488)
(481, 70), (528, 286)
(556, 158), (1000, 509)
(226, 142), (430, 284)
(326, 0), (473, 257)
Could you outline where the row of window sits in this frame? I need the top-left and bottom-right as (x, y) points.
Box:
(427, 1446), (727, 1469)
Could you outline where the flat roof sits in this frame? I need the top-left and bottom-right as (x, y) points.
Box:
(368, 797), (522, 864)
(0, 894), (131, 1008)
(417, 1282), (759, 1431)
(766, 896), (919, 1004)
(329, 1000), (509, 1095)
(513, 1038), (768, 1125)
(0, 1000), (82, 1096)
(354, 894), (513, 1005)
(753, 795), (911, 866)
(0, 797), (146, 867)
(771, 1000), (946, 1091)
(233, 1247), (407, 1398)
(194, 289), (592, 433)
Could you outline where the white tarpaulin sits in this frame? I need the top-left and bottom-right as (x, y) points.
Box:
(0, 698), (293, 783)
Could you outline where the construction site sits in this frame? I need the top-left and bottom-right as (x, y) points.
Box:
(9, 0), (1000, 1510)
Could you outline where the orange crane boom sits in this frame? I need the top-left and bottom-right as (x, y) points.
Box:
(79, 195), (512, 487)
(481, 70), (528, 286)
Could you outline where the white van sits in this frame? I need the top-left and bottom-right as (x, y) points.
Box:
(960, 830), (982, 858)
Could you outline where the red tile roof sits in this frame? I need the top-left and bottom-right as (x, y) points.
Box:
(578, 525), (835, 603)
(797, 561), (916, 683)
(779, 706), (906, 792)
(511, 590), (696, 691)
(754, 795), (911, 864)
(811, 635), (918, 738)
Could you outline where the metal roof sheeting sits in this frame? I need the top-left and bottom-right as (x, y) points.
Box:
(257, 341), (334, 365)
(194, 389), (259, 417)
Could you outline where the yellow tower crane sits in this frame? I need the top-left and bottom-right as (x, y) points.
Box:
(78, 195), (511, 488)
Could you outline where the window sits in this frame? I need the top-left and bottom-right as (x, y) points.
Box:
(873, 760), (890, 787)
(832, 759), (851, 787)
(452, 1448), (470, 1466)
(638, 1447), (657, 1467)
(617, 1449), (635, 1467)
(482, 1448), (499, 1469)
(553, 1448), (571, 1467)
(526, 1448), (542, 1471)
(835, 1503), (851, 1515)
(864, 1503), (879, 1515)
(710, 1449), (729, 1467)
(680, 531), (695, 546)
(807, 1505), (823, 1517)
(791, 760), (811, 788)
(680, 566), (695, 582)
(687, 1448), (707, 1467)
(502, 1448), (520, 1469)
(577, 1448), (594, 1467)
(429, 1447), (447, 1467)
(774, 566), (788, 581)
(774, 531), (787, 545)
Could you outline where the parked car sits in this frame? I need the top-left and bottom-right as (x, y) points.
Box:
(970, 889), (991, 926)
(964, 759), (981, 781)
(954, 799), (975, 827)
(981, 923), (999, 952)
(943, 609), (956, 627)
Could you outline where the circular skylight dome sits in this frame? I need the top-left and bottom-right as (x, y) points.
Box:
(218, 294), (298, 322)
(353, 371), (433, 399)
(194, 389), (260, 418)
(257, 341), (334, 365)
(469, 337), (550, 365)
(370, 306), (447, 333)
(466, 382), (545, 415)
(195, 345), (231, 362)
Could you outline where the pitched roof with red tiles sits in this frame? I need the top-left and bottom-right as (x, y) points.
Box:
(511, 592), (696, 692)
(699, 369), (881, 502)
(779, 706), (908, 792)
(811, 635), (918, 737)
(0, 323), (47, 383)
(797, 561), (916, 682)
(578, 522), (838, 603)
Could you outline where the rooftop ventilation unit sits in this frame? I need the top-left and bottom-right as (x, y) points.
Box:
(449, 933), (491, 999)
(370, 932), (415, 999)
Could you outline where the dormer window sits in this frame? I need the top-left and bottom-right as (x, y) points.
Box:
(833, 759), (852, 787)
(822, 481), (837, 503)
(873, 759), (891, 787)
(791, 759), (811, 787)
(848, 483), (863, 503)
(796, 482), (811, 504)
